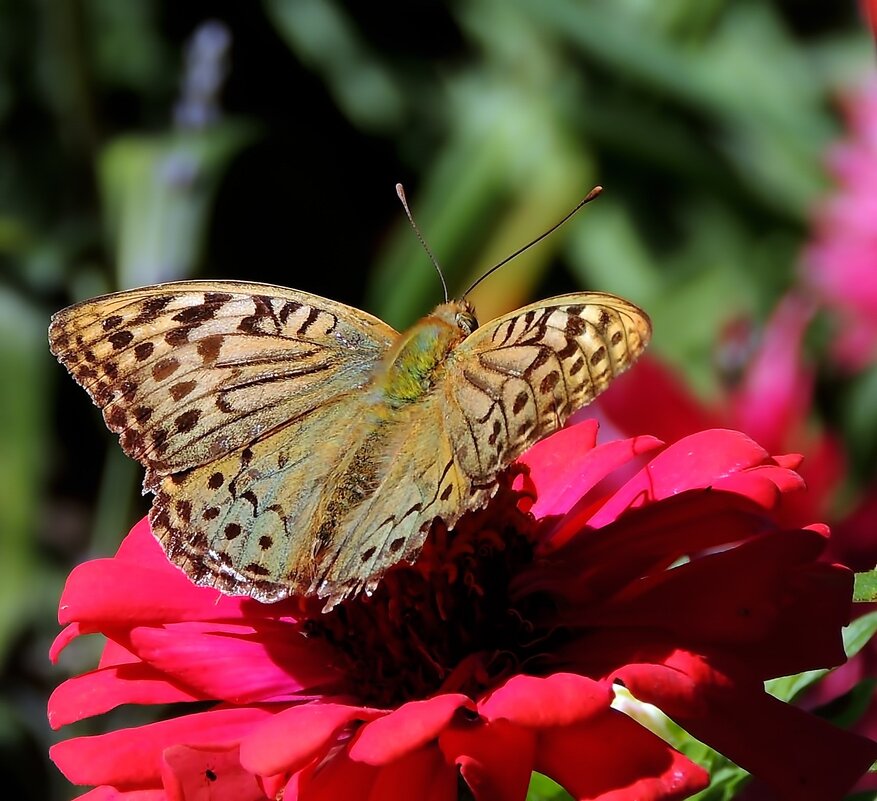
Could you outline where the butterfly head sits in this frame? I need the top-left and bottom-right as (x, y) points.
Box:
(454, 300), (478, 336)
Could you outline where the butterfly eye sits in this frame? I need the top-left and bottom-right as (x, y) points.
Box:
(456, 311), (478, 335)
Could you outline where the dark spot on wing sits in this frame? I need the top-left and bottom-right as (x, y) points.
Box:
(175, 409), (201, 433)
(134, 341), (155, 361)
(197, 335), (223, 364)
(540, 371), (560, 394)
(153, 357), (180, 381)
(170, 380), (197, 401)
(513, 391), (529, 415)
(109, 330), (134, 350)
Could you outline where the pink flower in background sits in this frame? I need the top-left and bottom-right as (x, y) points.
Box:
(802, 79), (877, 371)
(598, 293), (844, 527)
(48, 421), (876, 801)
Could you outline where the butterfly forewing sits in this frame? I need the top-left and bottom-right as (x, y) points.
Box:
(445, 292), (651, 479)
(49, 281), (396, 485)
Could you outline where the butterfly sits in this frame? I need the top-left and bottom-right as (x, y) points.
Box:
(49, 281), (650, 609)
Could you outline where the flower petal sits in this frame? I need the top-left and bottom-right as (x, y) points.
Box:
(534, 709), (709, 801)
(240, 703), (380, 776)
(285, 751), (376, 801)
(73, 789), (166, 801)
(50, 622), (85, 662)
(523, 424), (663, 519)
(125, 621), (340, 703)
(348, 694), (476, 766)
(587, 429), (771, 529)
(527, 489), (774, 603)
(480, 673), (611, 728)
(48, 664), (202, 729)
(583, 528), (851, 676)
(51, 707), (276, 788)
(440, 719), (534, 801)
(58, 557), (246, 628)
(160, 745), (264, 801)
(616, 656), (877, 801)
(367, 747), (456, 801)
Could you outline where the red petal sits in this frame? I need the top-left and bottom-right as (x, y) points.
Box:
(160, 745), (265, 801)
(50, 623), (84, 662)
(440, 719), (534, 801)
(479, 673), (611, 727)
(125, 621), (339, 703)
(366, 747), (456, 801)
(524, 426), (663, 520)
(585, 529), (851, 676)
(57, 556), (251, 628)
(239, 703), (381, 776)
(534, 709), (708, 801)
(587, 429), (771, 528)
(51, 707), (275, 787)
(349, 694), (475, 766)
(73, 790), (165, 801)
(48, 664), (202, 729)
(99, 639), (141, 669)
(526, 490), (773, 604)
(617, 658), (877, 801)
(286, 751), (376, 801)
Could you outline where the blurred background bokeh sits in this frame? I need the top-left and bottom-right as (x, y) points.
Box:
(2, 2), (876, 799)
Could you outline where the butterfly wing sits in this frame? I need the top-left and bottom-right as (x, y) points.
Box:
(49, 280), (398, 598)
(443, 292), (652, 478)
(311, 293), (651, 604)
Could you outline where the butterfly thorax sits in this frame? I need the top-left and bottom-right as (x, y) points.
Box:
(380, 301), (475, 408)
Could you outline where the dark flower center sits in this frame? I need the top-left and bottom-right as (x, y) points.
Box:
(302, 477), (550, 707)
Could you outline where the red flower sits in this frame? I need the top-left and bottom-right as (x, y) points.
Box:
(597, 294), (843, 527)
(49, 422), (876, 801)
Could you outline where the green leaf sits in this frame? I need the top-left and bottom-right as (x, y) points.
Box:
(99, 123), (256, 289)
(526, 772), (573, 801)
(854, 569), (877, 603)
(767, 611), (877, 702)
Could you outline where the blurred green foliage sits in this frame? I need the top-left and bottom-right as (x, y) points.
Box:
(0, 1), (874, 799)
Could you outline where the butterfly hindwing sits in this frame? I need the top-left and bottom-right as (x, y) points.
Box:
(150, 395), (373, 602)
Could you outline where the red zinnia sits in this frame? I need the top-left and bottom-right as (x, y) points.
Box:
(49, 422), (877, 800)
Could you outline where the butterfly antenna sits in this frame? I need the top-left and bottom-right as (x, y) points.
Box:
(396, 183), (449, 303)
(462, 185), (603, 299)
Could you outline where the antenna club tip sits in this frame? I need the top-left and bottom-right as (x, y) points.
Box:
(395, 182), (406, 201)
(585, 185), (603, 202)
